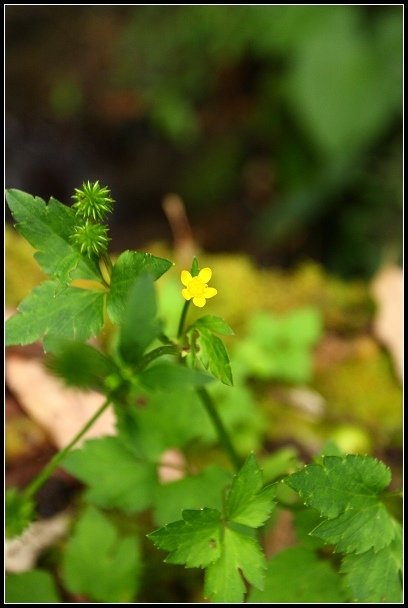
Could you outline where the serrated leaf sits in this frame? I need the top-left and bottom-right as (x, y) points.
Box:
(107, 250), (172, 324)
(62, 506), (141, 603)
(204, 527), (266, 602)
(6, 570), (61, 603)
(194, 315), (234, 335)
(149, 508), (222, 568)
(226, 454), (275, 527)
(45, 340), (117, 390)
(248, 546), (346, 603)
(311, 502), (396, 554)
(6, 281), (105, 347)
(6, 189), (102, 283)
(154, 466), (231, 526)
(63, 437), (157, 513)
(286, 455), (395, 555)
(118, 274), (161, 365)
(149, 456), (273, 603)
(287, 455), (391, 518)
(139, 362), (213, 392)
(341, 523), (402, 603)
(197, 327), (233, 386)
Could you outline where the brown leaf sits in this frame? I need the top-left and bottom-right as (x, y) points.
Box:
(371, 265), (403, 382)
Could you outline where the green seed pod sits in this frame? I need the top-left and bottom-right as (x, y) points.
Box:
(71, 220), (110, 257)
(72, 180), (114, 221)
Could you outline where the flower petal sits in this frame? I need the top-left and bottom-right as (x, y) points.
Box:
(181, 270), (192, 286)
(192, 297), (206, 307)
(182, 288), (192, 300)
(204, 287), (217, 299)
(198, 267), (212, 283)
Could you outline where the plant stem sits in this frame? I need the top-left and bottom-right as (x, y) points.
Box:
(23, 397), (112, 500)
(177, 300), (191, 339)
(197, 387), (241, 472)
(137, 345), (180, 370)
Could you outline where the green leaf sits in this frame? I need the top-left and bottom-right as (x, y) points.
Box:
(287, 455), (391, 517)
(118, 274), (161, 365)
(341, 523), (402, 603)
(6, 281), (105, 347)
(286, 455), (396, 554)
(115, 389), (213, 460)
(204, 527), (266, 603)
(190, 256), (200, 277)
(154, 466), (232, 526)
(248, 546), (346, 603)
(6, 189), (102, 283)
(107, 250), (173, 324)
(63, 437), (157, 513)
(6, 570), (61, 603)
(139, 362), (213, 391)
(149, 455), (274, 602)
(5, 488), (35, 539)
(45, 340), (117, 390)
(311, 502), (395, 554)
(62, 506), (141, 603)
(235, 308), (322, 383)
(226, 454), (276, 527)
(149, 508), (222, 568)
(196, 327), (233, 386)
(194, 315), (234, 335)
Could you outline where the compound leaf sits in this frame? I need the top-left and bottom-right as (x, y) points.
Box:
(6, 281), (105, 347)
(6, 189), (102, 283)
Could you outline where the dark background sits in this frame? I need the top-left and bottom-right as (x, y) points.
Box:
(5, 5), (403, 277)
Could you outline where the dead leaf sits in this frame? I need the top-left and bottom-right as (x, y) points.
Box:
(6, 355), (115, 450)
(371, 265), (403, 382)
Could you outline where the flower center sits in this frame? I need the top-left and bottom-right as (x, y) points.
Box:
(188, 277), (207, 297)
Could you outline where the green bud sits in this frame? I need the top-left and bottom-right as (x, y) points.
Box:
(72, 180), (114, 221)
(71, 220), (110, 257)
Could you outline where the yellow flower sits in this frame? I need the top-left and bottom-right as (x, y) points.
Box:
(181, 267), (218, 308)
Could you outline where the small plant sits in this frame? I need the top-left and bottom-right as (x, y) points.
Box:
(5, 184), (402, 603)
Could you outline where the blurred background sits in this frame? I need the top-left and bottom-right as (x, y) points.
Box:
(5, 5), (402, 278)
(5, 7), (403, 600)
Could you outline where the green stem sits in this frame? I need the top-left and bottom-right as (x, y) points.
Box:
(177, 300), (191, 339)
(137, 345), (179, 371)
(197, 387), (241, 472)
(23, 397), (112, 500)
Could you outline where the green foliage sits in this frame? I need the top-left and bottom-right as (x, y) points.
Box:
(5, 488), (35, 539)
(154, 466), (231, 526)
(107, 250), (173, 324)
(188, 324), (234, 386)
(248, 546), (346, 603)
(235, 307), (322, 383)
(6, 280), (105, 347)
(286, 455), (402, 602)
(117, 273), (161, 365)
(341, 527), (403, 603)
(62, 506), (141, 602)
(45, 340), (118, 390)
(5, 190), (173, 349)
(63, 437), (157, 514)
(6, 570), (61, 603)
(5, 189), (102, 283)
(5, 183), (402, 603)
(149, 455), (276, 602)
